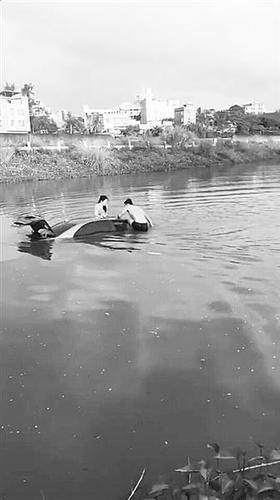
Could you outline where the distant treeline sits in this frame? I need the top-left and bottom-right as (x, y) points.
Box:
(195, 105), (280, 137)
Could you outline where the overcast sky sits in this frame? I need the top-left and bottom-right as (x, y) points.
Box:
(1, 0), (280, 114)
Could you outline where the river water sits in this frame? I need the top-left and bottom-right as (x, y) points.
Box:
(0, 163), (280, 500)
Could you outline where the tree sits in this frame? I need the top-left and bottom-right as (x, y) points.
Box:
(21, 83), (35, 111)
(64, 112), (84, 134)
(162, 125), (195, 147)
(121, 125), (140, 136)
(4, 82), (16, 92)
(150, 126), (163, 137)
(195, 110), (214, 137)
(21, 83), (35, 132)
(228, 105), (245, 123)
(21, 83), (34, 100)
(260, 112), (280, 130)
(32, 116), (58, 134)
(226, 105), (250, 135)
(214, 110), (228, 128)
(87, 113), (103, 134)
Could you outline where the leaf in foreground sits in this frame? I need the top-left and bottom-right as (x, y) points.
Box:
(175, 461), (198, 473)
(258, 486), (277, 494)
(207, 443), (220, 454)
(182, 483), (200, 492)
(199, 460), (210, 481)
(149, 483), (169, 497)
(243, 479), (259, 491)
(213, 451), (236, 460)
(221, 474), (235, 494)
(248, 455), (266, 463)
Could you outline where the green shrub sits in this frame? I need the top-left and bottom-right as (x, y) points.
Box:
(1, 140), (280, 182)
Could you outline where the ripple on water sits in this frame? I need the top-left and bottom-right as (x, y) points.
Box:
(1, 164), (280, 500)
(208, 301), (232, 313)
(229, 285), (262, 296)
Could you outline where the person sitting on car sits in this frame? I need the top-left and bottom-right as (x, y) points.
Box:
(94, 195), (109, 218)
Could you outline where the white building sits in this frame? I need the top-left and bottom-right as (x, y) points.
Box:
(243, 102), (265, 115)
(31, 99), (51, 118)
(174, 103), (196, 126)
(0, 91), (30, 133)
(119, 101), (141, 120)
(140, 89), (179, 127)
(83, 104), (139, 133)
(53, 109), (67, 128)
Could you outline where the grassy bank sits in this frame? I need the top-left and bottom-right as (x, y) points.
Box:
(1, 140), (280, 182)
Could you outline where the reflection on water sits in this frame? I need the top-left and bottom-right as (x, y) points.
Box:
(75, 233), (145, 253)
(1, 163), (280, 500)
(18, 235), (54, 261)
(16, 232), (146, 260)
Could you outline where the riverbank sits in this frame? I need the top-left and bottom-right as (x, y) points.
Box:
(1, 139), (280, 182)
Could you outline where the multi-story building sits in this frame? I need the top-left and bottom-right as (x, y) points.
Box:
(31, 99), (51, 118)
(174, 103), (196, 126)
(140, 89), (179, 127)
(0, 90), (30, 133)
(243, 102), (265, 115)
(119, 101), (141, 120)
(83, 104), (139, 133)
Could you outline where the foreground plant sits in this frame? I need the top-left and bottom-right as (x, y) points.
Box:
(130, 442), (280, 500)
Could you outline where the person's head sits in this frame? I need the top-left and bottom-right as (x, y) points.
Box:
(124, 198), (133, 205)
(98, 195), (108, 204)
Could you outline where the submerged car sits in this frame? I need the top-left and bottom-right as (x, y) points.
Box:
(14, 214), (131, 239)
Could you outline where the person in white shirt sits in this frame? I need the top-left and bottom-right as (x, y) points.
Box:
(117, 198), (153, 232)
(94, 195), (109, 218)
